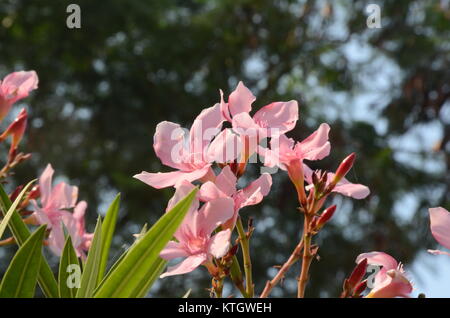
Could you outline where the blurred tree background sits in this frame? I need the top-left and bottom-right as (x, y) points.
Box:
(0, 0), (449, 297)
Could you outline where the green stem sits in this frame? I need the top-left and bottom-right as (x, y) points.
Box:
(236, 216), (253, 298)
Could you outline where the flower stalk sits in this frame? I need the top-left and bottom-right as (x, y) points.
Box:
(236, 216), (254, 298)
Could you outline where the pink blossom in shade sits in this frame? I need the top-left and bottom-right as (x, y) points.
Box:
(0, 71), (38, 122)
(356, 252), (413, 298)
(302, 164), (370, 200)
(61, 201), (94, 259)
(199, 166), (272, 229)
(134, 104), (237, 189)
(30, 164), (92, 258)
(159, 181), (234, 278)
(220, 81), (299, 140)
(428, 207), (450, 256)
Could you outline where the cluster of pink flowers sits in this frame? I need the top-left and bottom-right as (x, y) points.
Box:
(2, 69), (448, 298)
(30, 164), (93, 259)
(135, 82), (376, 289)
(0, 70), (92, 259)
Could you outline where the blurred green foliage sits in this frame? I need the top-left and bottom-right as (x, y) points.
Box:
(0, 0), (449, 297)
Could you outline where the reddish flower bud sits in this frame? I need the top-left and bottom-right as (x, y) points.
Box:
(316, 205), (337, 229)
(9, 185), (24, 202)
(28, 185), (40, 200)
(0, 108), (28, 152)
(333, 153), (356, 184)
(346, 258), (368, 291)
(353, 280), (367, 297)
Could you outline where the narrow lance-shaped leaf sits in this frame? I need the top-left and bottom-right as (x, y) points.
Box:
(58, 236), (80, 298)
(94, 188), (198, 298)
(129, 257), (167, 298)
(98, 193), (120, 284)
(0, 184), (58, 298)
(76, 217), (102, 298)
(95, 223), (148, 293)
(0, 225), (46, 298)
(0, 179), (35, 239)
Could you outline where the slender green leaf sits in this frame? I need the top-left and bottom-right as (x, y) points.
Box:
(76, 217), (102, 298)
(0, 184), (58, 298)
(58, 236), (80, 298)
(0, 180), (35, 239)
(94, 188), (198, 298)
(0, 225), (46, 298)
(98, 193), (120, 284)
(129, 257), (167, 298)
(94, 223), (148, 293)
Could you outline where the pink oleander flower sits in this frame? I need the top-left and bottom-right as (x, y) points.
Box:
(220, 81), (298, 145)
(261, 123), (331, 203)
(0, 108), (28, 153)
(199, 166), (272, 228)
(356, 252), (413, 298)
(428, 207), (450, 256)
(0, 71), (38, 122)
(159, 181), (234, 278)
(262, 123), (331, 168)
(31, 164), (92, 258)
(134, 104), (238, 189)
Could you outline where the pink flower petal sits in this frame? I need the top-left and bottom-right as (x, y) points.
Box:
(219, 89), (231, 121)
(46, 217), (71, 257)
(237, 173), (272, 209)
(356, 251), (398, 271)
(38, 164), (54, 207)
(197, 197), (234, 234)
(253, 100), (299, 136)
(295, 123), (331, 161)
(429, 207), (450, 251)
(228, 81), (255, 117)
(189, 104), (224, 155)
(1, 70), (38, 103)
(153, 121), (188, 170)
(199, 181), (224, 201)
(215, 166), (237, 197)
(166, 180), (198, 212)
(367, 269), (413, 298)
(231, 112), (259, 132)
(160, 253), (207, 278)
(427, 249), (450, 256)
(206, 128), (241, 163)
(208, 229), (232, 258)
(160, 241), (190, 260)
(134, 164), (211, 189)
(48, 182), (78, 209)
(333, 178), (370, 199)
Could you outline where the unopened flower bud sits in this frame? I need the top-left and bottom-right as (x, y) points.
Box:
(0, 108), (28, 153)
(345, 258), (367, 291)
(353, 280), (367, 297)
(316, 205), (337, 229)
(9, 185), (24, 202)
(28, 185), (40, 200)
(332, 153), (356, 185)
